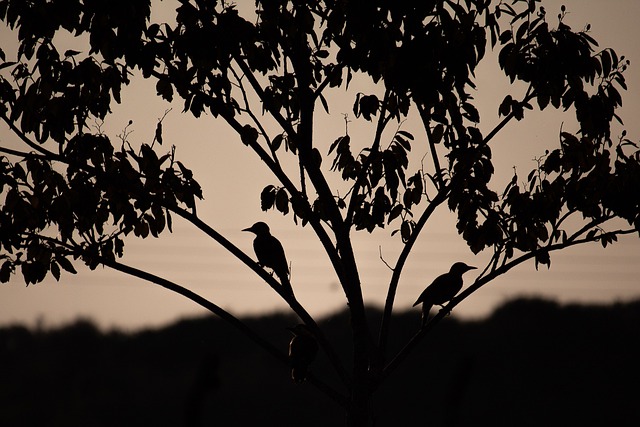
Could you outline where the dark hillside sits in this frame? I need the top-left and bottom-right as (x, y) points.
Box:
(1, 298), (639, 426)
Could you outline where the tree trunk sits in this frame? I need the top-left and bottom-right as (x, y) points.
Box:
(339, 232), (375, 427)
(347, 366), (373, 427)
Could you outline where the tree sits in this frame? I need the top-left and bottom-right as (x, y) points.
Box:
(0, 0), (638, 425)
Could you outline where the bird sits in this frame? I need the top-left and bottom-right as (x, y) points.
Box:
(287, 324), (318, 383)
(242, 221), (293, 295)
(413, 262), (477, 325)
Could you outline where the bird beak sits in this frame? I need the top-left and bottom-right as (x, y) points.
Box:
(242, 226), (252, 232)
(468, 265), (477, 270)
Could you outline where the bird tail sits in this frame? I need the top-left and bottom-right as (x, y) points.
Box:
(421, 303), (433, 326)
(278, 273), (294, 296)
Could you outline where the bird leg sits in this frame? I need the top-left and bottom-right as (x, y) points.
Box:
(437, 304), (452, 316)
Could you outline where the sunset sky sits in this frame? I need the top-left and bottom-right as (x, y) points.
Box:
(1, 0), (639, 331)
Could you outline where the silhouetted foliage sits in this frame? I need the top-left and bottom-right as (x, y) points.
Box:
(1, 1), (639, 425)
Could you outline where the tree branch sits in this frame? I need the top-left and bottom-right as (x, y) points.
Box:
(233, 58), (298, 139)
(377, 187), (449, 365)
(566, 215), (612, 243)
(0, 113), (62, 160)
(215, 105), (349, 300)
(0, 145), (52, 160)
(481, 90), (535, 147)
(99, 257), (349, 407)
(380, 227), (638, 381)
(312, 63), (344, 100)
(167, 204), (352, 387)
(417, 103), (445, 189)
(229, 65), (282, 166)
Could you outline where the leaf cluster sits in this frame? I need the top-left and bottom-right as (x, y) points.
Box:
(0, 132), (201, 284)
(497, 3), (628, 139)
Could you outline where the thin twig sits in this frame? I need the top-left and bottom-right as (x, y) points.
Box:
(378, 246), (394, 271)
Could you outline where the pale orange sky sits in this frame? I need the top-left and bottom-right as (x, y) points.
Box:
(1, 0), (639, 331)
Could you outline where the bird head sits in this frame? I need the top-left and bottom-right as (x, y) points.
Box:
(242, 221), (270, 235)
(287, 324), (313, 337)
(450, 262), (477, 275)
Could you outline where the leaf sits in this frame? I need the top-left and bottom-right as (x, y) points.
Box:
(0, 261), (13, 283)
(394, 135), (411, 151)
(114, 238), (125, 258)
(50, 260), (61, 281)
(319, 93), (330, 114)
(499, 95), (512, 117)
(155, 121), (163, 145)
(601, 49), (611, 77)
(387, 204), (403, 224)
(354, 94), (379, 121)
(275, 188), (289, 214)
(241, 125), (259, 145)
(260, 185), (276, 211)
(56, 256), (77, 274)
(431, 124), (445, 145)
(462, 102), (480, 123)
(166, 209), (173, 233)
(534, 250), (550, 270)
(400, 220), (412, 243)
(328, 135), (349, 155)
(272, 134), (284, 151)
(499, 29), (512, 44)
(396, 130), (414, 140)
(311, 147), (322, 169)
(156, 78), (174, 102)
(537, 93), (550, 110)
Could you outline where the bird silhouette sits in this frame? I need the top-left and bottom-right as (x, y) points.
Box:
(243, 222), (293, 295)
(413, 262), (476, 325)
(287, 324), (318, 383)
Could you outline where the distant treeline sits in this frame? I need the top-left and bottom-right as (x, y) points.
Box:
(1, 297), (639, 427)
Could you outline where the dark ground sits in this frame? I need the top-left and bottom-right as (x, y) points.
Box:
(1, 297), (639, 426)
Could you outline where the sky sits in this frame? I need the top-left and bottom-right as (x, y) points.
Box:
(0, 0), (639, 331)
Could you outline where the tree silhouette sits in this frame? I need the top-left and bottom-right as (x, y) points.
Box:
(0, 1), (638, 425)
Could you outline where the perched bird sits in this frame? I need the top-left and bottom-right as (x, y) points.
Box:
(413, 262), (477, 325)
(287, 324), (318, 383)
(242, 222), (293, 295)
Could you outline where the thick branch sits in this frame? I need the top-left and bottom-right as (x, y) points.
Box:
(0, 113), (61, 160)
(99, 257), (348, 406)
(0, 145), (52, 160)
(377, 187), (449, 364)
